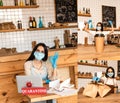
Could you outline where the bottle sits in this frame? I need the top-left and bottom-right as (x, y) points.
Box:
(42, 16), (45, 27)
(17, 20), (22, 29)
(0, 0), (3, 6)
(19, 0), (24, 6)
(30, 0), (33, 5)
(83, 7), (85, 14)
(29, 16), (33, 28)
(39, 16), (43, 28)
(33, 0), (36, 5)
(25, 0), (30, 5)
(32, 17), (37, 28)
(14, 0), (18, 6)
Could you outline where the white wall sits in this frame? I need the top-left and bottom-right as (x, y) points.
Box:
(0, 0), (120, 51)
(77, 0), (120, 44)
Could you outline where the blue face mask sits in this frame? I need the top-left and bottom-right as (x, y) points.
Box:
(96, 26), (101, 31)
(107, 72), (114, 77)
(34, 51), (45, 61)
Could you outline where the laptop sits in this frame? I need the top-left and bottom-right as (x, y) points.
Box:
(16, 75), (43, 93)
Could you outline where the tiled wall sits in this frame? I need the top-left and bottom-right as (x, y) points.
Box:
(1, 0), (120, 52)
(0, 0), (78, 52)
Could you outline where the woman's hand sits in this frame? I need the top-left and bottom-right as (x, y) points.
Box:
(50, 52), (59, 69)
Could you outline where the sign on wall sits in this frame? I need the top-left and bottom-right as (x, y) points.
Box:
(54, 0), (77, 23)
(102, 5), (116, 27)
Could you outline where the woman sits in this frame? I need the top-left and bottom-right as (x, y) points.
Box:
(24, 43), (58, 103)
(84, 21), (114, 44)
(101, 66), (118, 93)
(24, 42), (58, 83)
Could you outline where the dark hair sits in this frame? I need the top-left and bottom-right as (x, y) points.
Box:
(26, 43), (48, 61)
(96, 22), (103, 31)
(105, 66), (115, 78)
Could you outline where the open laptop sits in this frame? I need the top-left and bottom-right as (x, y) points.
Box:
(16, 75), (43, 93)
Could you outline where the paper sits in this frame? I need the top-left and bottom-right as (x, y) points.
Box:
(49, 78), (74, 92)
(47, 88), (78, 96)
(49, 79), (60, 88)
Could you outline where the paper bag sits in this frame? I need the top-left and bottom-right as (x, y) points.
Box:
(83, 83), (98, 98)
(98, 84), (111, 97)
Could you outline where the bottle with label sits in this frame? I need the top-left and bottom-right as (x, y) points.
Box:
(29, 16), (33, 28)
(32, 17), (37, 28)
(39, 16), (43, 28)
(18, 20), (22, 29)
(0, 0), (3, 6)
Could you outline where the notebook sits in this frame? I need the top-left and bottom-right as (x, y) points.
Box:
(16, 75), (43, 93)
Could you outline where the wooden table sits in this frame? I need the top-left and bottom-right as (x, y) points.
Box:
(78, 45), (120, 60)
(78, 93), (120, 103)
(27, 93), (78, 103)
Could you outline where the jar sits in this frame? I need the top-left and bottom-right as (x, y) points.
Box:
(114, 86), (118, 94)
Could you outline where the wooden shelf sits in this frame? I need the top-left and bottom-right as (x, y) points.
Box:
(78, 62), (108, 68)
(0, 5), (39, 9)
(90, 28), (120, 31)
(0, 29), (25, 33)
(78, 13), (91, 17)
(78, 75), (92, 79)
(27, 25), (78, 31)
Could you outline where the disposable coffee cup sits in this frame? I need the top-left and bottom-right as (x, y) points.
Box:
(94, 34), (105, 53)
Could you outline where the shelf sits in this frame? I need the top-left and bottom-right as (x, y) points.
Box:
(27, 25), (78, 31)
(0, 29), (25, 33)
(78, 75), (92, 79)
(78, 13), (91, 17)
(90, 28), (120, 31)
(78, 62), (108, 68)
(0, 5), (39, 9)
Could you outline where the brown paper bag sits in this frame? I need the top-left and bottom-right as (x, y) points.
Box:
(83, 83), (98, 98)
(98, 84), (111, 97)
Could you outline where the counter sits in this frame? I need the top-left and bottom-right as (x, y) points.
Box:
(78, 93), (120, 103)
(78, 45), (120, 60)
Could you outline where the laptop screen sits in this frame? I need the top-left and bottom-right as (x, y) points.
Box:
(16, 75), (43, 93)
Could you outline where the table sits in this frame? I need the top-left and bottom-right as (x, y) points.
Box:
(27, 93), (78, 103)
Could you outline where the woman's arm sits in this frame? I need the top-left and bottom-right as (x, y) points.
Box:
(46, 61), (58, 80)
(84, 22), (90, 33)
(24, 61), (32, 75)
(108, 21), (114, 35)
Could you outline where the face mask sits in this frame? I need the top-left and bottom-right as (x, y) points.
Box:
(34, 51), (45, 61)
(107, 72), (114, 77)
(96, 26), (101, 31)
